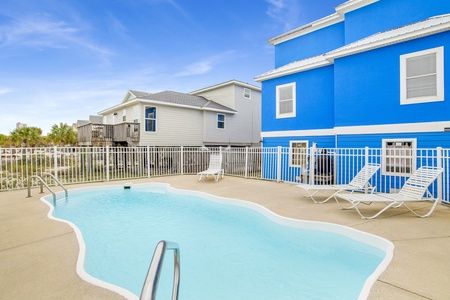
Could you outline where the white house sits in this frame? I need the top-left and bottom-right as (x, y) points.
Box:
(77, 80), (261, 147)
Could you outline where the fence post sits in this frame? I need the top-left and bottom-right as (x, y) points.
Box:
(147, 146), (151, 178)
(437, 147), (443, 202)
(277, 146), (282, 182)
(245, 147), (249, 178)
(53, 146), (58, 181)
(180, 146), (184, 175)
(106, 146), (110, 182)
(309, 145), (316, 184)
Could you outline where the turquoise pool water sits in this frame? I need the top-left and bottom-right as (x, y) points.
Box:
(45, 183), (392, 300)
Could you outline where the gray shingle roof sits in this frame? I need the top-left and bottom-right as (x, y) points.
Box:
(129, 90), (236, 113)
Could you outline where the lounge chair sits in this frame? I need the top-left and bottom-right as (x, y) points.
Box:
(198, 153), (224, 182)
(296, 163), (380, 204)
(335, 166), (444, 219)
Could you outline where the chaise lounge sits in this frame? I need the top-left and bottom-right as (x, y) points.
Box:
(335, 166), (444, 219)
(296, 163), (380, 204)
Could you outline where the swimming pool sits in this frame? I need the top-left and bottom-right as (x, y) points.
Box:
(42, 183), (393, 300)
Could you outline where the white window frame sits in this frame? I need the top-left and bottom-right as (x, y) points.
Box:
(382, 138), (417, 176)
(144, 106), (157, 133)
(289, 140), (308, 167)
(244, 88), (251, 99)
(276, 82), (296, 118)
(217, 113), (225, 130)
(400, 46), (444, 105)
(122, 109), (126, 122)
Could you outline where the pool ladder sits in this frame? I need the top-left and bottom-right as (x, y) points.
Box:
(27, 173), (68, 203)
(140, 240), (180, 300)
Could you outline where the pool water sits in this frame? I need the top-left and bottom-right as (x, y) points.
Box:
(46, 183), (392, 300)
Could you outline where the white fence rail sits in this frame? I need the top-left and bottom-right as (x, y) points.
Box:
(1, 146), (449, 204)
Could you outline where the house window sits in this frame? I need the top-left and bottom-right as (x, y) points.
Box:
(122, 109), (126, 122)
(276, 82), (296, 118)
(290, 140), (308, 167)
(382, 139), (416, 176)
(217, 114), (225, 129)
(244, 88), (251, 99)
(145, 107), (156, 132)
(400, 46), (444, 105)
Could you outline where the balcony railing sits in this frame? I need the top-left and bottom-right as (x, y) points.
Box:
(77, 123), (140, 146)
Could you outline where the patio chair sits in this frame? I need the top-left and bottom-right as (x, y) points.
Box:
(296, 163), (380, 204)
(335, 166), (444, 219)
(198, 153), (224, 182)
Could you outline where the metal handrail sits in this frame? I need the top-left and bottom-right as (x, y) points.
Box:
(27, 173), (68, 203)
(140, 240), (180, 300)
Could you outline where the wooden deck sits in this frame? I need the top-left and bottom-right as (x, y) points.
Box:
(77, 123), (140, 146)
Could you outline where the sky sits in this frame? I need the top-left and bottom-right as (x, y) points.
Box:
(0, 0), (343, 135)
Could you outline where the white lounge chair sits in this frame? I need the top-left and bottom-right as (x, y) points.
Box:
(335, 166), (444, 219)
(198, 153), (224, 182)
(296, 163), (380, 204)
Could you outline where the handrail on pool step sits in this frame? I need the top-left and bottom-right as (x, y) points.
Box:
(27, 173), (68, 203)
(140, 240), (180, 300)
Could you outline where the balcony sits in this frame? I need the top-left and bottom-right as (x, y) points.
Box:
(77, 123), (140, 146)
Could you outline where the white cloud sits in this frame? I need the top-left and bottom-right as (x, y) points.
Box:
(175, 51), (236, 77)
(0, 87), (13, 95)
(0, 13), (113, 57)
(265, 0), (302, 31)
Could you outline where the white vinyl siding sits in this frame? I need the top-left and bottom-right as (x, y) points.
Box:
(400, 47), (444, 104)
(276, 82), (296, 118)
(140, 105), (203, 146)
(382, 138), (417, 176)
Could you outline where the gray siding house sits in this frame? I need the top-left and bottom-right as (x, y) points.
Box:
(77, 80), (261, 147)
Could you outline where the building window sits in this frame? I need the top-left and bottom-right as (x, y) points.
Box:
(122, 109), (126, 122)
(217, 114), (225, 129)
(276, 82), (296, 118)
(382, 139), (416, 176)
(400, 46), (444, 105)
(244, 88), (251, 99)
(145, 107), (156, 132)
(289, 140), (308, 167)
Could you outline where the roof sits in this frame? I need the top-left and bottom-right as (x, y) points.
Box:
(100, 90), (236, 115)
(190, 79), (261, 94)
(135, 90), (236, 112)
(268, 0), (378, 45)
(256, 14), (450, 82)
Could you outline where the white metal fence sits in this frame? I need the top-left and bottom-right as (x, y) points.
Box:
(1, 146), (449, 203)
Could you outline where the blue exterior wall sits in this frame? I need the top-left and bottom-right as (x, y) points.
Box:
(334, 32), (450, 127)
(261, 65), (334, 132)
(274, 22), (344, 68)
(260, 0), (450, 150)
(344, 0), (450, 44)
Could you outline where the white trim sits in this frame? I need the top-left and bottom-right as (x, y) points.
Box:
(256, 15), (450, 82)
(268, 0), (379, 45)
(261, 121), (450, 138)
(400, 46), (444, 105)
(276, 82), (296, 118)
(190, 80), (261, 94)
(289, 140), (309, 167)
(381, 138), (417, 176)
(217, 113), (226, 130)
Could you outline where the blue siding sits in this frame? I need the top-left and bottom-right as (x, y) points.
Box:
(262, 136), (336, 148)
(337, 132), (450, 149)
(334, 32), (450, 127)
(261, 65), (334, 132)
(344, 0), (450, 44)
(274, 22), (344, 67)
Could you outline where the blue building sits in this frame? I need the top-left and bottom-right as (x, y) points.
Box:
(255, 0), (450, 155)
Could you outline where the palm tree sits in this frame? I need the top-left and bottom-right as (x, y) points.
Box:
(48, 123), (77, 146)
(9, 127), (43, 147)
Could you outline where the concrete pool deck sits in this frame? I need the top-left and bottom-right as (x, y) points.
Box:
(1, 175), (450, 299)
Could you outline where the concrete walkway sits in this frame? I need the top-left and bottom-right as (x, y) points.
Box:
(1, 175), (450, 299)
